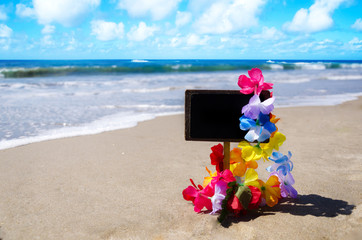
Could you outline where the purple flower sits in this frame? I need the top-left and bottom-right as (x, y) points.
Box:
(272, 171), (298, 198)
(209, 180), (227, 214)
(242, 95), (275, 120)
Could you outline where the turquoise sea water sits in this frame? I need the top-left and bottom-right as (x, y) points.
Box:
(1, 59), (362, 149)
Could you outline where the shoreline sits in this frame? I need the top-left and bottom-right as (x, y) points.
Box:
(2, 93), (362, 151)
(0, 97), (361, 239)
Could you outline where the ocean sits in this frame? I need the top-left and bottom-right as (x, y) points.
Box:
(1, 59), (362, 150)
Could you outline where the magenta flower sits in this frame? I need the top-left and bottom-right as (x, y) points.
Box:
(182, 179), (215, 213)
(242, 94), (275, 119)
(210, 169), (236, 189)
(238, 68), (273, 95)
(193, 184), (214, 212)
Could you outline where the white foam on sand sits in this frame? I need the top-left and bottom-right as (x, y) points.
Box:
(0, 111), (182, 150)
(276, 92), (362, 108)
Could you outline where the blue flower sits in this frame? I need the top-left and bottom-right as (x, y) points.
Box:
(267, 151), (293, 176)
(239, 113), (276, 143)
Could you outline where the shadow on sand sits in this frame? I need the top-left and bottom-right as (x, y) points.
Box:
(221, 194), (355, 228)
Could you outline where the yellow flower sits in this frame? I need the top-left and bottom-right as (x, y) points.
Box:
(260, 132), (286, 160)
(238, 141), (263, 161)
(237, 132), (286, 162)
(243, 168), (260, 188)
(257, 175), (281, 207)
(230, 148), (258, 177)
(203, 166), (217, 188)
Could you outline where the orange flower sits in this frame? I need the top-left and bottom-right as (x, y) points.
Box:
(203, 166), (217, 188)
(230, 148), (258, 177)
(269, 114), (280, 138)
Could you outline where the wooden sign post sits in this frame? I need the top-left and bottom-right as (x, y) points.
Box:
(185, 90), (270, 170)
(223, 141), (230, 170)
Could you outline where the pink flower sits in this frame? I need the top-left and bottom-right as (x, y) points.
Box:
(182, 179), (214, 213)
(210, 169), (236, 188)
(238, 68), (273, 95)
(182, 178), (203, 202)
(193, 184), (214, 212)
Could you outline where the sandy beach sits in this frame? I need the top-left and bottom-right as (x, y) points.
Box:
(0, 98), (361, 240)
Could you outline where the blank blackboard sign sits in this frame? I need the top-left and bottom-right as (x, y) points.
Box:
(185, 90), (270, 142)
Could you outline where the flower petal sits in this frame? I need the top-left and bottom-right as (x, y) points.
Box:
(248, 68), (263, 84)
(257, 127), (271, 142)
(245, 168), (259, 183)
(266, 175), (280, 187)
(182, 186), (198, 201)
(239, 116), (256, 130)
(245, 128), (260, 142)
(238, 75), (254, 94)
(260, 97), (275, 114)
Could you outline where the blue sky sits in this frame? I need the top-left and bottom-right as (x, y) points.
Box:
(0, 0), (361, 59)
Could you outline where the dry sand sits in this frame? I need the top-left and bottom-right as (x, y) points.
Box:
(0, 98), (361, 240)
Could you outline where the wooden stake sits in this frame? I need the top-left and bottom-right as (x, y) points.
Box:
(223, 142), (230, 170)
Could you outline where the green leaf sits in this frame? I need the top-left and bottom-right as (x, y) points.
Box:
(228, 181), (237, 187)
(235, 185), (252, 210)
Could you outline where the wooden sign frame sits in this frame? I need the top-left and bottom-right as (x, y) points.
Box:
(185, 90), (254, 142)
(184, 89), (270, 169)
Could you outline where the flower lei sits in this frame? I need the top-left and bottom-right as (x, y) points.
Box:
(182, 68), (297, 223)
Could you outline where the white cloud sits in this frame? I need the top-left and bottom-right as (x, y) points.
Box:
(127, 22), (158, 41)
(170, 35), (182, 47)
(168, 33), (210, 48)
(193, 0), (266, 34)
(175, 11), (192, 27)
(41, 25), (55, 34)
(0, 24), (12, 38)
(66, 37), (77, 51)
(118, 0), (181, 20)
(91, 20), (124, 41)
(349, 37), (362, 50)
(0, 5), (7, 21)
(284, 0), (348, 33)
(186, 34), (209, 46)
(0, 38), (11, 50)
(27, 0), (100, 26)
(351, 18), (362, 31)
(252, 26), (285, 40)
(16, 3), (36, 18)
(41, 35), (54, 46)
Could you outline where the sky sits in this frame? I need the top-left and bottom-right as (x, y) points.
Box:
(0, 0), (361, 60)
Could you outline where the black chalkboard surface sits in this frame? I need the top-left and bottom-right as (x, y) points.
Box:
(185, 90), (270, 142)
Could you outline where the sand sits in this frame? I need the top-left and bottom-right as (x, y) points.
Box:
(0, 98), (361, 240)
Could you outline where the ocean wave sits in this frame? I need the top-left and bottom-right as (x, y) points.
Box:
(276, 92), (362, 107)
(101, 104), (183, 110)
(272, 77), (311, 83)
(268, 64), (283, 70)
(340, 63), (362, 69)
(325, 75), (362, 81)
(119, 87), (175, 93)
(131, 59), (149, 63)
(294, 62), (326, 70)
(1, 60), (362, 78)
